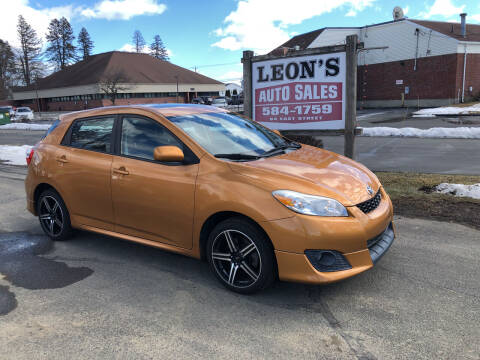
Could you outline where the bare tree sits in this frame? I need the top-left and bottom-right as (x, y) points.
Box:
(17, 15), (42, 86)
(98, 69), (131, 105)
(149, 35), (169, 60)
(132, 30), (145, 53)
(77, 27), (94, 61)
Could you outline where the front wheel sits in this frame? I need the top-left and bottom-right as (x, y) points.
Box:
(207, 217), (276, 294)
(37, 189), (73, 241)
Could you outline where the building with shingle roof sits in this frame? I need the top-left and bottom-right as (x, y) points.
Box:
(270, 14), (480, 107)
(12, 51), (225, 111)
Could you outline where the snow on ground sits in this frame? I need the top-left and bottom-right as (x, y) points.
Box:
(0, 145), (31, 166)
(413, 103), (480, 117)
(361, 127), (480, 139)
(435, 183), (480, 200)
(0, 123), (50, 130)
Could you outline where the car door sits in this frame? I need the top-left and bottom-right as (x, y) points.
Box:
(56, 115), (115, 230)
(111, 115), (199, 249)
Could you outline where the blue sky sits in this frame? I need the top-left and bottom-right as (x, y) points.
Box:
(3, 0), (480, 83)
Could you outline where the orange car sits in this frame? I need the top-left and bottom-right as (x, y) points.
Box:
(25, 104), (394, 293)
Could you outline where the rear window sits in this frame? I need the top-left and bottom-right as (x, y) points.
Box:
(69, 117), (115, 153)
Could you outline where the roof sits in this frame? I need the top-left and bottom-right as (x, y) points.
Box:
(15, 51), (222, 91)
(59, 103), (227, 122)
(269, 18), (480, 54)
(409, 19), (480, 42)
(269, 29), (325, 55)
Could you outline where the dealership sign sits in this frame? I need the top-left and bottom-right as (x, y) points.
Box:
(252, 52), (346, 130)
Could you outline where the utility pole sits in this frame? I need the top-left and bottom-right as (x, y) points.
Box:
(344, 34), (358, 160)
(241, 50), (254, 118)
(174, 75), (179, 103)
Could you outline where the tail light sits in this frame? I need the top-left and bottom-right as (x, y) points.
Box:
(26, 147), (35, 165)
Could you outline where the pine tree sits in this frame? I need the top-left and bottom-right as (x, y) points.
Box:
(77, 27), (94, 61)
(132, 30), (145, 53)
(16, 15), (42, 86)
(46, 17), (76, 70)
(150, 35), (169, 61)
(0, 39), (17, 98)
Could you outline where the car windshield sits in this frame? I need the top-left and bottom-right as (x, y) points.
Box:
(0, 107), (10, 111)
(17, 108), (29, 112)
(168, 112), (293, 158)
(212, 99), (224, 103)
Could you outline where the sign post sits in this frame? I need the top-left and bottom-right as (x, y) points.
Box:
(242, 35), (358, 159)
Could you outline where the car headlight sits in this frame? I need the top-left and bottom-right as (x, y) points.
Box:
(272, 190), (348, 217)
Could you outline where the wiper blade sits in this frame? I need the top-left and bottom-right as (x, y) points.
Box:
(214, 153), (260, 160)
(262, 142), (301, 157)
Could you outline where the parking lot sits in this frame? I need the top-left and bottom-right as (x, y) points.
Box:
(0, 162), (479, 359)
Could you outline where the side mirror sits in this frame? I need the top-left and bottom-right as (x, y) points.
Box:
(153, 146), (184, 162)
(272, 129), (282, 136)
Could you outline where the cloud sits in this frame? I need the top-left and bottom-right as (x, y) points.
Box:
(420, 0), (465, 19)
(471, 14), (480, 23)
(0, 0), (166, 48)
(212, 0), (376, 54)
(0, 0), (74, 47)
(80, 0), (166, 20)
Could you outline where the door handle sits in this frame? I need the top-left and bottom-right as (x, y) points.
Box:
(56, 155), (68, 163)
(113, 167), (129, 175)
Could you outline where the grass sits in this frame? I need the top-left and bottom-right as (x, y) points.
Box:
(376, 172), (480, 230)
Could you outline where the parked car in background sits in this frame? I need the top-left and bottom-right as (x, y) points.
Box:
(191, 97), (205, 104)
(0, 107), (12, 125)
(25, 104), (394, 294)
(14, 107), (34, 122)
(200, 96), (213, 105)
(230, 95), (244, 105)
(211, 97), (228, 108)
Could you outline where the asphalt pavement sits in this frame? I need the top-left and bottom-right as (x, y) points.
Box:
(0, 165), (479, 359)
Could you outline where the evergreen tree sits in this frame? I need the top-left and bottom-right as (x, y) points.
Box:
(149, 35), (169, 61)
(132, 30), (145, 53)
(16, 15), (42, 86)
(77, 27), (94, 61)
(0, 39), (17, 98)
(46, 17), (76, 70)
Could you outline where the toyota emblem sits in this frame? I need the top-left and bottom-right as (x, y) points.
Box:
(366, 185), (374, 195)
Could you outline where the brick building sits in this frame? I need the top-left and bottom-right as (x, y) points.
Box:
(11, 51), (225, 111)
(270, 14), (480, 107)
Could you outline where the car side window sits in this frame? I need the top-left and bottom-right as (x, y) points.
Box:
(70, 117), (115, 153)
(121, 116), (183, 161)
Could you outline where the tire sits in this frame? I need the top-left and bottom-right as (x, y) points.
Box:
(37, 189), (73, 241)
(207, 217), (276, 294)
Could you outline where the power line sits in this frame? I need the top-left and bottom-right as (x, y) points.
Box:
(190, 61), (240, 71)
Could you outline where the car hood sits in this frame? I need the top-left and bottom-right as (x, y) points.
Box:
(228, 145), (380, 206)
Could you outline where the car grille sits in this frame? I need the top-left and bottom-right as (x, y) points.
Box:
(356, 191), (382, 214)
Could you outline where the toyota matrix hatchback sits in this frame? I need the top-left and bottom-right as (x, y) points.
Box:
(25, 104), (394, 294)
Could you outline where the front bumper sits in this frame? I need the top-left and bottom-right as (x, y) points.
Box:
(262, 187), (395, 284)
(274, 222), (395, 284)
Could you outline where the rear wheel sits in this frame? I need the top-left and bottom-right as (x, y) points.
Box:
(207, 217), (276, 294)
(37, 189), (73, 241)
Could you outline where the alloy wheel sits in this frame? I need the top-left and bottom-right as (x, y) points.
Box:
(211, 229), (262, 288)
(39, 196), (64, 237)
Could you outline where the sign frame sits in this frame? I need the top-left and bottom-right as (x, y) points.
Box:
(242, 35), (358, 159)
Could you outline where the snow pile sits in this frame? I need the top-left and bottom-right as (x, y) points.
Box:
(413, 103), (480, 117)
(361, 127), (480, 139)
(435, 183), (480, 200)
(0, 123), (50, 130)
(0, 145), (31, 165)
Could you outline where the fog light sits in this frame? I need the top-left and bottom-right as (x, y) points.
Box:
(305, 250), (352, 272)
